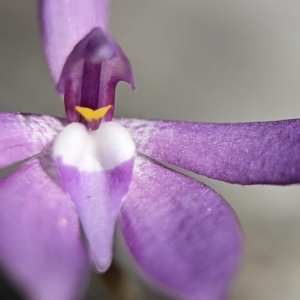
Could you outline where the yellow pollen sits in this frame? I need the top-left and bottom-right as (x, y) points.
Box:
(75, 105), (112, 122)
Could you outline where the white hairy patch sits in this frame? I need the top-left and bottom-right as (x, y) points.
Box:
(53, 122), (135, 171)
(17, 114), (64, 147)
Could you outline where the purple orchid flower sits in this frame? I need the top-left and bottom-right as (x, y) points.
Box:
(0, 1), (300, 300)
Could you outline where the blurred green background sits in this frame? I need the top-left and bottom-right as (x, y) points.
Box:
(1, 1), (300, 299)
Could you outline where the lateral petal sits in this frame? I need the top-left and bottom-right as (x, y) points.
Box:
(120, 156), (242, 300)
(120, 156), (241, 300)
(0, 112), (64, 168)
(118, 118), (300, 184)
(0, 153), (89, 300)
(53, 122), (135, 271)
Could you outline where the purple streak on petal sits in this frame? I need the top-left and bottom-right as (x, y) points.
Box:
(0, 153), (89, 300)
(80, 62), (102, 111)
(0, 113), (64, 168)
(118, 118), (300, 185)
(120, 156), (242, 300)
(56, 158), (134, 272)
(40, 1), (135, 127)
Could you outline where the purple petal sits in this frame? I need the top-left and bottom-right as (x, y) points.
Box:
(0, 112), (64, 168)
(118, 118), (300, 185)
(40, 0), (134, 125)
(120, 156), (242, 300)
(39, 0), (111, 85)
(53, 122), (135, 271)
(0, 153), (89, 300)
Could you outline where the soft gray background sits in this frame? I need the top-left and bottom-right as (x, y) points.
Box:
(1, 0), (300, 299)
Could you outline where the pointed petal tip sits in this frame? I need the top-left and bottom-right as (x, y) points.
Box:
(91, 253), (112, 273)
(113, 43), (135, 91)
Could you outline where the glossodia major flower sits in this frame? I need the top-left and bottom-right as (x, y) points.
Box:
(0, 1), (300, 300)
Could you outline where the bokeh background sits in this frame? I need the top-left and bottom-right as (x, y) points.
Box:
(1, 0), (300, 299)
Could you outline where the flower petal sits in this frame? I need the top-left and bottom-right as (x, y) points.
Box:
(53, 122), (135, 271)
(120, 156), (242, 300)
(40, 0), (134, 124)
(39, 0), (111, 85)
(0, 153), (89, 300)
(118, 118), (300, 184)
(0, 113), (64, 168)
